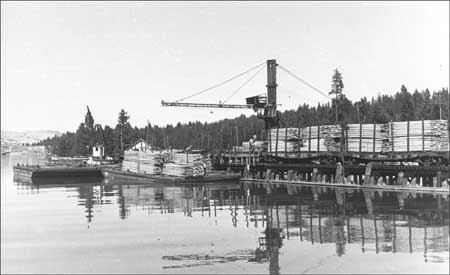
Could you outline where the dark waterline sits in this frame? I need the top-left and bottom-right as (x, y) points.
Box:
(1, 154), (449, 274)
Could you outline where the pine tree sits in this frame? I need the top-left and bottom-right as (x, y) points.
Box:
(329, 69), (344, 123)
(85, 106), (95, 129)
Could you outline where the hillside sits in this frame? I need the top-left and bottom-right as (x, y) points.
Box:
(1, 130), (62, 146)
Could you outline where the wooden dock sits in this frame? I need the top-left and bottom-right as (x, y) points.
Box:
(241, 178), (450, 195)
(102, 168), (241, 183)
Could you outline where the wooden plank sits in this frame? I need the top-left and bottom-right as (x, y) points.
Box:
(285, 127), (288, 157)
(298, 124), (301, 158)
(268, 128), (272, 153)
(390, 121), (394, 152)
(373, 122), (376, 153)
(275, 126), (279, 157)
(422, 119), (425, 152)
(317, 125), (320, 152)
(359, 123), (362, 153)
(407, 120), (410, 153)
(308, 125), (312, 152)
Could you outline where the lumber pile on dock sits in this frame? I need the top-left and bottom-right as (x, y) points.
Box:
(234, 140), (266, 152)
(346, 124), (390, 152)
(388, 120), (449, 152)
(269, 125), (342, 153)
(268, 128), (301, 152)
(267, 119), (448, 155)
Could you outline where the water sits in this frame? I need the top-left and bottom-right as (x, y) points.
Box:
(1, 154), (449, 274)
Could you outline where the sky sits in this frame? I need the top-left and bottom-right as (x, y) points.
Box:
(1, 1), (449, 132)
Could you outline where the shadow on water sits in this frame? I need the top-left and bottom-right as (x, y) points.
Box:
(12, 173), (450, 273)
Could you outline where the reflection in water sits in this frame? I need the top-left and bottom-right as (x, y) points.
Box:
(14, 174), (449, 274)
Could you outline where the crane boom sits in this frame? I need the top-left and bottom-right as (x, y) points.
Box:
(161, 101), (253, 109)
(160, 59), (279, 131)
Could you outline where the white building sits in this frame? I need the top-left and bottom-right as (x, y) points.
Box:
(127, 138), (152, 152)
(92, 145), (105, 158)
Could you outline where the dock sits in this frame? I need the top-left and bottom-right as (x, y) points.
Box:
(241, 178), (450, 195)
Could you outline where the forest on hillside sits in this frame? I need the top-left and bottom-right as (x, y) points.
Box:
(36, 83), (449, 159)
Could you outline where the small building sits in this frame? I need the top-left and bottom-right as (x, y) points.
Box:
(127, 138), (152, 152)
(92, 145), (105, 159)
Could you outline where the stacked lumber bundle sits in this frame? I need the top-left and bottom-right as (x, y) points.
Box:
(321, 125), (342, 151)
(253, 141), (267, 151)
(268, 128), (301, 152)
(267, 120), (448, 155)
(163, 163), (195, 177)
(122, 160), (139, 173)
(137, 151), (164, 174)
(121, 151), (164, 174)
(162, 152), (210, 177)
(232, 145), (246, 152)
(269, 125), (342, 152)
(239, 141), (266, 152)
(241, 142), (250, 151)
(301, 125), (342, 152)
(389, 120), (449, 152)
(24, 151), (49, 166)
(346, 124), (390, 153)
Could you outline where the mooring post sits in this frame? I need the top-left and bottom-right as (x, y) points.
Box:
(435, 171), (441, 187)
(363, 162), (374, 185)
(312, 168), (319, 183)
(335, 162), (344, 184)
(265, 168), (271, 182)
(396, 171), (406, 186)
(363, 190), (374, 215)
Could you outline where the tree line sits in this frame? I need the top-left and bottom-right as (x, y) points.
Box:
(36, 71), (449, 159)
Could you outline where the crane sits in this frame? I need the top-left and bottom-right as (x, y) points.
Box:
(162, 59), (281, 131)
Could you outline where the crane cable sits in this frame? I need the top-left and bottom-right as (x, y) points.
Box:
(278, 65), (330, 98)
(222, 65), (265, 104)
(174, 61), (266, 103)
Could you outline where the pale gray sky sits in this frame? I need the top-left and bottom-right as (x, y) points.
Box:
(1, 1), (449, 132)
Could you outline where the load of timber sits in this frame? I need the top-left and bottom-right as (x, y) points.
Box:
(268, 119), (449, 154)
(121, 150), (212, 177)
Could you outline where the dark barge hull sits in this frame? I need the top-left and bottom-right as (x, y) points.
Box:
(102, 168), (241, 183)
(13, 165), (103, 180)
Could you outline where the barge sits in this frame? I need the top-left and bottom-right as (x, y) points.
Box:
(102, 167), (241, 183)
(12, 164), (241, 184)
(13, 165), (103, 180)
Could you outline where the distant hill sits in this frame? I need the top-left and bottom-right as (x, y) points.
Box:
(1, 130), (62, 145)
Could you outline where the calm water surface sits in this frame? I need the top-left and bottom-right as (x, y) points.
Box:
(1, 154), (449, 274)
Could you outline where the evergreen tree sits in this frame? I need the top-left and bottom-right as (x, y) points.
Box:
(35, 86), (449, 158)
(329, 69), (344, 123)
(85, 106), (95, 129)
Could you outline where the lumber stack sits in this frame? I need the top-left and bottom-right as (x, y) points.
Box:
(268, 128), (301, 152)
(122, 151), (212, 176)
(269, 125), (342, 152)
(122, 151), (164, 174)
(162, 163), (195, 177)
(267, 120), (448, 155)
(24, 151), (49, 166)
(162, 152), (210, 177)
(239, 140), (266, 152)
(346, 124), (390, 153)
(389, 120), (449, 152)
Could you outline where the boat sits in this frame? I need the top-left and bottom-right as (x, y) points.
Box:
(102, 167), (241, 184)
